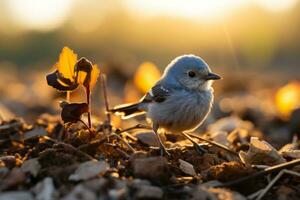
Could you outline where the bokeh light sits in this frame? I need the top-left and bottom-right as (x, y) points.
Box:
(275, 81), (300, 118)
(134, 62), (161, 94)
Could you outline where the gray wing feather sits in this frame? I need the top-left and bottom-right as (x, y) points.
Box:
(141, 84), (170, 103)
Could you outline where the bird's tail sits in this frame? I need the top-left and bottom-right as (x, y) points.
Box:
(110, 102), (145, 119)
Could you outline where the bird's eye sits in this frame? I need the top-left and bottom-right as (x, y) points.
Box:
(188, 71), (196, 78)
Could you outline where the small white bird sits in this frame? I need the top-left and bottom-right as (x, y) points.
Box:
(111, 55), (221, 155)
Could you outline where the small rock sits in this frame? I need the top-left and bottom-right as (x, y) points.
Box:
(32, 177), (55, 200)
(24, 126), (47, 140)
(179, 159), (196, 176)
(131, 179), (151, 188)
(135, 131), (160, 147)
(0, 155), (22, 168)
(132, 156), (169, 182)
(208, 187), (246, 200)
(192, 186), (246, 200)
(81, 178), (107, 192)
(191, 186), (217, 200)
(21, 158), (41, 177)
(69, 160), (109, 181)
(62, 185), (96, 200)
(0, 168), (26, 191)
(0, 191), (34, 200)
(135, 185), (163, 199)
(108, 187), (127, 200)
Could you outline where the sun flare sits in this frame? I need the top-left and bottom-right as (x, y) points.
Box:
(6, 0), (73, 31)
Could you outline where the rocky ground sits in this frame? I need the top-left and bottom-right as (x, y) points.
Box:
(0, 111), (300, 200)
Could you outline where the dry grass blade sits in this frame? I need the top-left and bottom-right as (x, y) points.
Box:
(100, 74), (111, 127)
(186, 132), (238, 156)
(216, 158), (300, 188)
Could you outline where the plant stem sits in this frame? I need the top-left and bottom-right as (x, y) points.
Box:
(66, 91), (71, 102)
(86, 85), (91, 128)
(79, 119), (94, 136)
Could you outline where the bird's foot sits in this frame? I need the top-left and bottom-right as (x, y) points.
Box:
(159, 145), (171, 157)
(150, 146), (171, 156)
(193, 143), (208, 155)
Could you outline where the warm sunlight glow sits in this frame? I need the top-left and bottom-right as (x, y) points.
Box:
(254, 0), (298, 12)
(126, 0), (248, 21)
(134, 62), (161, 93)
(275, 81), (300, 118)
(6, 0), (73, 31)
(126, 0), (298, 22)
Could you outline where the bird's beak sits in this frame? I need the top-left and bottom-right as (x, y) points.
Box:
(206, 72), (222, 80)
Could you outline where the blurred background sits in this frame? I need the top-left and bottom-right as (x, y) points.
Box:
(0, 0), (300, 145)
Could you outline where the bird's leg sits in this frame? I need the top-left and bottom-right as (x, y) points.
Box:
(153, 123), (170, 156)
(181, 131), (207, 155)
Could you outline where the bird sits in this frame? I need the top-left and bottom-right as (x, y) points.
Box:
(111, 55), (221, 155)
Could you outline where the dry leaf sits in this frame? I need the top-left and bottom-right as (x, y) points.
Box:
(60, 101), (88, 123)
(46, 47), (79, 91)
(69, 160), (109, 181)
(75, 58), (100, 89)
(239, 137), (286, 165)
(46, 70), (78, 91)
(179, 159), (196, 176)
(281, 150), (300, 159)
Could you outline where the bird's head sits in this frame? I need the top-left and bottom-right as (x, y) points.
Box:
(163, 55), (221, 91)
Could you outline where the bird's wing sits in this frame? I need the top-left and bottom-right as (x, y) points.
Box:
(141, 84), (170, 103)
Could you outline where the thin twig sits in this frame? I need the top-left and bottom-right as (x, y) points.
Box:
(115, 148), (130, 158)
(79, 119), (95, 136)
(77, 135), (114, 150)
(256, 169), (300, 200)
(39, 136), (95, 161)
(116, 124), (152, 134)
(215, 158), (300, 188)
(112, 133), (136, 153)
(56, 142), (96, 161)
(186, 132), (238, 156)
(100, 74), (111, 127)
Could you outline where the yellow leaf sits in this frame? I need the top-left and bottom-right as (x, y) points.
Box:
(77, 71), (87, 86)
(57, 47), (77, 81)
(90, 64), (100, 89)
